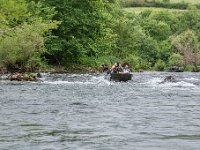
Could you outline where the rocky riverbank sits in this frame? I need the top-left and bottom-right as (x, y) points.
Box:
(0, 73), (40, 81)
(9, 73), (40, 81)
(0, 65), (101, 82)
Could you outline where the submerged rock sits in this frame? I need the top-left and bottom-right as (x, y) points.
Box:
(164, 75), (176, 82)
(160, 75), (176, 84)
(9, 73), (38, 81)
(169, 66), (184, 72)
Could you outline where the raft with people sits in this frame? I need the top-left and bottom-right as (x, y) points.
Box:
(110, 73), (132, 82)
(102, 62), (133, 82)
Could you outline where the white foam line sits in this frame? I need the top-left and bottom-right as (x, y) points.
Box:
(42, 76), (111, 86)
(145, 78), (198, 89)
(184, 77), (199, 81)
(43, 80), (94, 85)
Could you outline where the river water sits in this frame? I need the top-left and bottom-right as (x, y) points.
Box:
(0, 72), (200, 150)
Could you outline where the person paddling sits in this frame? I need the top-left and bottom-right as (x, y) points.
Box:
(123, 64), (130, 73)
(111, 62), (123, 73)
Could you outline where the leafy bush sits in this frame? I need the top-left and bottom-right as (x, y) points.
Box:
(0, 23), (58, 72)
(154, 59), (166, 71)
(185, 65), (195, 72)
(81, 55), (119, 68)
(168, 53), (184, 67)
(163, 0), (170, 3)
(123, 54), (151, 71)
(0, 0), (59, 72)
(171, 30), (200, 66)
(157, 40), (171, 62)
(0, 25), (44, 72)
(0, 0), (28, 27)
(143, 20), (171, 41)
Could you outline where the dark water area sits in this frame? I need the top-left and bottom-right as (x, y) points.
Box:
(0, 72), (200, 150)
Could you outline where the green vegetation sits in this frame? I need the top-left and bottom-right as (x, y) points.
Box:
(171, 0), (200, 4)
(124, 7), (185, 13)
(0, 0), (59, 72)
(123, 0), (200, 9)
(124, 0), (200, 4)
(1, 0), (200, 73)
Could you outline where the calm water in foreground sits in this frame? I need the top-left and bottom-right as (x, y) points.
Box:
(0, 72), (200, 150)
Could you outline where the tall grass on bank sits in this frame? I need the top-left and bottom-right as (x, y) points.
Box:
(123, 7), (185, 13)
(169, 0), (200, 4)
(124, 0), (200, 4)
(122, 0), (200, 9)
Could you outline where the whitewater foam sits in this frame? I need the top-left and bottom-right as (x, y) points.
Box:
(42, 75), (111, 86)
(145, 77), (198, 90)
(184, 77), (199, 82)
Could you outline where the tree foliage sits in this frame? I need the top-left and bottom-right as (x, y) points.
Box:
(172, 30), (200, 67)
(1, 0), (200, 72)
(0, 0), (58, 72)
(43, 0), (119, 65)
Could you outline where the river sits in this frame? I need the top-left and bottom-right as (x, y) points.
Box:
(0, 72), (200, 150)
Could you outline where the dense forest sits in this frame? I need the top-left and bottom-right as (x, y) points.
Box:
(0, 0), (200, 73)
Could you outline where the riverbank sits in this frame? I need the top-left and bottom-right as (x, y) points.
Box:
(0, 66), (101, 81)
(1, 65), (200, 82)
(0, 65), (101, 74)
(45, 66), (100, 74)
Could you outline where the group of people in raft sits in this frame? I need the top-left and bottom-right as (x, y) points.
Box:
(102, 62), (131, 74)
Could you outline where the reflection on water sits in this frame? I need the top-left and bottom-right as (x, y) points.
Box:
(0, 72), (200, 150)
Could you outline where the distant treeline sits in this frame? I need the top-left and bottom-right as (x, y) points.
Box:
(122, 0), (200, 9)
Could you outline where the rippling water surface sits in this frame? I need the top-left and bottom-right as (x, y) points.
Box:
(1, 72), (200, 150)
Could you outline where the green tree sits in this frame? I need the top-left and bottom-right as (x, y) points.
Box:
(115, 12), (158, 68)
(148, 11), (179, 32)
(157, 40), (171, 62)
(0, 0), (27, 27)
(0, 0), (58, 72)
(143, 19), (171, 41)
(171, 30), (200, 68)
(168, 53), (184, 67)
(154, 59), (166, 71)
(44, 0), (120, 65)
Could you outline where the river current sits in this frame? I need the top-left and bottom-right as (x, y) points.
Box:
(0, 72), (200, 150)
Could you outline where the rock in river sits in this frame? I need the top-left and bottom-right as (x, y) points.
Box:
(9, 73), (38, 81)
